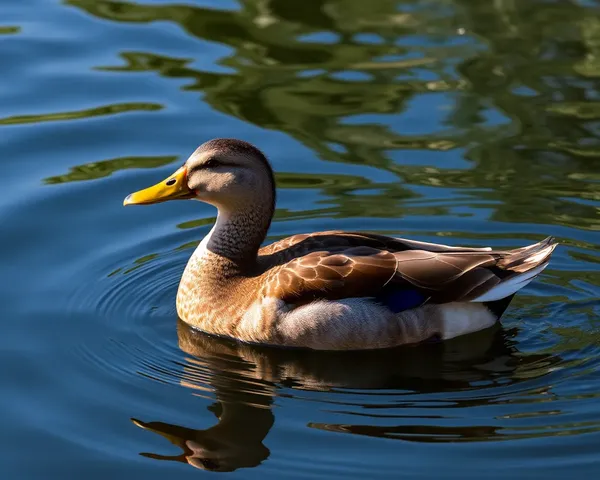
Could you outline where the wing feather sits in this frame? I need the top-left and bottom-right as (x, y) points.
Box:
(259, 232), (557, 307)
(266, 247), (397, 303)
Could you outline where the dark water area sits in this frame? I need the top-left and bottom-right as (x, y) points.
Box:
(1, 0), (599, 477)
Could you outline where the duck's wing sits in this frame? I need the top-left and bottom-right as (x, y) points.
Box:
(262, 245), (399, 303)
(259, 231), (492, 262)
(261, 234), (557, 307)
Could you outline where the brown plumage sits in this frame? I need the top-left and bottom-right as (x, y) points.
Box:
(124, 139), (558, 350)
(258, 232), (556, 304)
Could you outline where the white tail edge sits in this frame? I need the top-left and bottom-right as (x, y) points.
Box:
(471, 262), (549, 302)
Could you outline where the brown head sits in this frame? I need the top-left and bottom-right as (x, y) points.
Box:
(123, 138), (276, 216)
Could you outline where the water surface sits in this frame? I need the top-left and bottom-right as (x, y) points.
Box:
(1, 0), (599, 477)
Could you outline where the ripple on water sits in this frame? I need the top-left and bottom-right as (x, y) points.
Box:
(126, 304), (600, 470)
(62, 238), (198, 390)
(59, 230), (600, 474)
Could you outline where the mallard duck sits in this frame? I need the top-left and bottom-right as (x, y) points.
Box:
(124, 139), (558, 351)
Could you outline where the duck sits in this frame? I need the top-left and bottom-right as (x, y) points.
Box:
(124, 138), (558, 351)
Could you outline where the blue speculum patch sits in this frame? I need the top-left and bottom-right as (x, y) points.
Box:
(376, 288), (426, 313)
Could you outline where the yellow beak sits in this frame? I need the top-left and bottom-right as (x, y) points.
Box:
(123, 166), (194, 206)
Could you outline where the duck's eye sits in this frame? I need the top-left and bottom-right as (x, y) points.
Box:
(165, 178), (176, 186)
(203, 158), (220, 169)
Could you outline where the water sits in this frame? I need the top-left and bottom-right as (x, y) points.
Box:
(1, 0), (599, 477)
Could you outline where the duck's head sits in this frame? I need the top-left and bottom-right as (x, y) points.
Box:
(123, 138), (275, 210)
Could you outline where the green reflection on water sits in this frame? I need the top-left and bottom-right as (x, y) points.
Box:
(0, 102), (162, 125)
(0, 25), (19, 35)
(44, 155), (177, 184)
(59, 0), (600, 233)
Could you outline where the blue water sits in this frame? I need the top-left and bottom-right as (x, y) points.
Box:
(1, 0), (599, 477)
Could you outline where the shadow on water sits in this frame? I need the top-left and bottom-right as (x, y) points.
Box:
(131, 321), (564, 472)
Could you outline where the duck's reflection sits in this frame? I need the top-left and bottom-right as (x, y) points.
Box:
(133, 401), (273, 472)
(133, 320), (560, 472)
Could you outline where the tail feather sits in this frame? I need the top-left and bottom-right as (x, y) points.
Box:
(497, 236), (557, 272)
(472, 237), (558, 302)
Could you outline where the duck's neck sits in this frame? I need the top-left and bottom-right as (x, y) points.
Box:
(194, 198), (274, 271)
